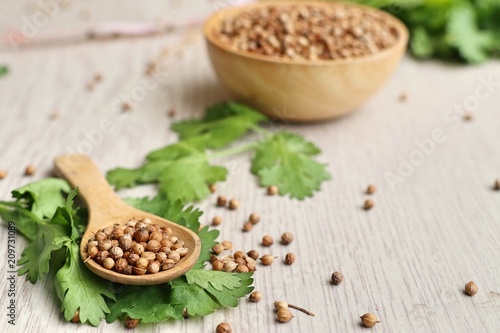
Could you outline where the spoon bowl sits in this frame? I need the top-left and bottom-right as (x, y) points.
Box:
(54, 155), (201, 285)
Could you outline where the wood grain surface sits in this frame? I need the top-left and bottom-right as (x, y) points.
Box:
(0, 1), (499, 332)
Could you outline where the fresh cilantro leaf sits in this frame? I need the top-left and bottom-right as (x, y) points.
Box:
(0, 201), (43, 241)
(185, 270), (244, 291)
(56, 242), (115, 326)
(203, 273), (254, 307)
(125, 193), (203, 228)
(107, 141), (227, 202)
(170, 272), (253, 316)
(107, 285), (182, 323)
(172, 102), (267, 149)
(51, 189), (80, 240)
(251, 132), (331, 199)
(0, 66), (8, 77)
(447, 2), (493, 63)
(170, 278), (220, 316)
(191, 226), (219, 269)
(12, 178), (71, 220)
(17, 223), (70, 283)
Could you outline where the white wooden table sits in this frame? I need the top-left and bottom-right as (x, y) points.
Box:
(1, 1), (499, 332)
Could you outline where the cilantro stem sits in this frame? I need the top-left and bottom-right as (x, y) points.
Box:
(250, 124), (274, 138)
(207, 141), (260, 159)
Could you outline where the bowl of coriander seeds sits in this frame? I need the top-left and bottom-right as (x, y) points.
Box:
(204, 1), (408, 122)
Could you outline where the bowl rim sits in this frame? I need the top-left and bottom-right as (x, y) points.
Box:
(204, 0), (409, 66)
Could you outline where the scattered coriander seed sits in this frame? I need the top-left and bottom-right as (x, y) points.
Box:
(125, 316), (139, 328)
(71, 310), (80, 323)
(212, 216), (223, 226)
(247, 250), (259, 260)
(212, 244), (224, 255)
(331, 271), (343, 285)
(224, 261), (238, 272)
(262, 235), (274, 246)
(212, 260), (224, 271)
(236, 264), (249, 273)
(267, 185), (279, 195)
(260, 254), (275, 266)
(222, 240), (233, 250)
(246, 261), (257, 271)
(249, 213), (260, 224)
(360, 313), (380, 328)
(494, 179), (500, 191)
(399, 92), (408, 102)
(208, 184), (217, 193)
(0, 170), (7, 180)
(228, 198), (239, 210)
(364, 199), (374, 210)
(217, 195), (227, 206)
(463, 112), (473, 121)
(242, 222), (253, 232)
(210, 254), (219, 264)
(249, 291), (262, 302)
(94, 73), (102, 82)
(234, 251), (246, 259)
(168, 108), (176, 118)
(465, 281), (478, 296)
(24, 165), (36, 176)
(280, 232), (294, 245)
(277, 309), (294, 323)
(49, 111), (60, 120)
(216, 322), (232, 333)
(366, 184), (377, 195)
(275, 300), (288, 311)
(122, 102), (133, 112)
(284, 253), (296, 265)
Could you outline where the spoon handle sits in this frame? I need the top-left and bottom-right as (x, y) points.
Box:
(54, 155), (126, 226)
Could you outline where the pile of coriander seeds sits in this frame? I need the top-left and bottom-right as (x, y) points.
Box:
(85, 218), (188, 275)
(215, 3), (400, 60)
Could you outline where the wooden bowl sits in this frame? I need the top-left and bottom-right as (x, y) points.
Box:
(204, 1), (408, 122)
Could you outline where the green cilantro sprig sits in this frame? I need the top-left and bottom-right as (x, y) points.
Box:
(0, 179), (253, 327)
(345, 0), (500, 63)
(107, 102), (331, 201)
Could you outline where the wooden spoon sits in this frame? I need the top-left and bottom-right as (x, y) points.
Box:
(54, 155), (201, 285)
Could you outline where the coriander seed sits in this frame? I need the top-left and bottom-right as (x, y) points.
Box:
(162, 259), (175, 271)
(216, 195), (227, 207)
(249, 291), (262, 302)
(277, 309), (294, 323)
(95, 231), (107, 241)
(284, 253), (296, 265)
(275, 300), (288, 311)
(208, 184), (217, 193)
(280, 232), (294, 245)
(133, 267), (146, 275)
(134, 228), (149, 242)
(262, 235), (274, 246)
(109, 246), (123, 260)
(147, 261), (161, 274)
(131, 243), (144, 255)
(331, 271), (343, 285)
(112, 227), (124, 239)
(249, 213), (260, 224)
(212, 260), (224, 271)
(135, 257), (149, 270)
(246, 261), (257, 271)
(127, 253), (139, 265)
(228, 198), (239, 210)
(213, 244), (224, 255)
(360, 313), (379, 328)
(494, 179), (500, 191)
(115, 258), (128, 273)
(103, 257), (115, 270)
(95, 250), (109, 265)
(222, 240), (233, 250)
(236, 264), (249, 273)
(24, 165), (36, 176)
(168, 251), (181, 262)
(242, 222), (253, 232)
(216, 322), (232, 333)
(224, 261), (238, 272)
(465, 281), (478, 296)
(364, 199), (374, 210)
(141, 251), (156, 261)
(146, 239), (161, 252)
(87, 246), (99, 259)
(234, 251), (246, 259)
(366, 184), (377, 195)
(247, 250), (259, 260)
(0, 170), (7, 180)
(267, 185), (278, 195)
(212, 216), (223, 226)
(125, 316), (139, 328)
(71, 310), (80, 323)
(260, 254), (275, 266)
(98, 239), (112, 251)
